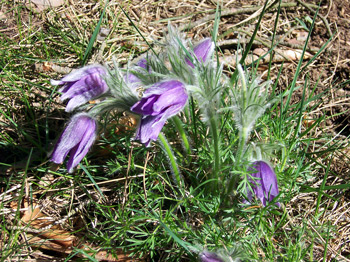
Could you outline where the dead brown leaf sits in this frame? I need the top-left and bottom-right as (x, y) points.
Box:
(12, 200), (145, 261)
(19, 200), (75, 250)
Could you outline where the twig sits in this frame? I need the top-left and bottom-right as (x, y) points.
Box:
(218, 37), (319, 53)
(0, 184), (23, 199)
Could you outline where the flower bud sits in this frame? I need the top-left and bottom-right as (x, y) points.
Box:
(186, 38), (215, 68)
(246, 160), (280, 207)
(125, 58), (148, 84)
(50, 113), (97, 173)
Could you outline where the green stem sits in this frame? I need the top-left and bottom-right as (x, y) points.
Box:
(158, 133), (184, 194)
(236, 128), (247, 164)
(237, 64), (247, 111)
(172, 116), (191, 155)
(207, 108), (220, 192)
(226, 128), (247, 197)
(225, 65), (249, 197)
(236, 65), (248, 163)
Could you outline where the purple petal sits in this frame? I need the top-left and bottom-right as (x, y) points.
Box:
(131, 80), (188, 146)
(199, 251), (224, 262)
(58, 81), (76, 94)
(157, 103), (188, 122)
(194, 39), (215, 63)
(135, 115), (166, 147)
(131, 80), (187, 116)
(61, 71), (108, 99)
(66, 120), (97, 173)
(259, 161), (279, 206)
(63, 74), (108, 112)
(125, 73), (141, 84)
(186, 38), (215, 68)
(51, 65), (108, 112)
(124, 58), (149, 85)
(50, 79), (65, 86)
(152, 85), (187, 115)
(137, 58), (148, 69)
(59, 78), (86, 100)
(57, 65), (106, 83)
(248, 161), (280, 207)
(131, 95), (159, 115)
(143, 80), (183, 96)
(51, 115), (91, 164)
(50, 113), (97, 172)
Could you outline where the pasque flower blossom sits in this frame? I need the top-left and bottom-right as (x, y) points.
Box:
(246, 160), (280, 207)
(51, 65), (108, 112)
(50, 113), (97, 173)
(186, 38), (215, 68)
(131, 80), (188, 146)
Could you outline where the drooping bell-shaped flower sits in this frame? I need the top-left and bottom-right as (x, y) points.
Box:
(246, 160), (280, 207)
(186, 38), (215, 68)
(51, 65), (108, 112)
(199, 251), (225, 262)
(50, 113), (97, 173)
(131, 80), (188, 146)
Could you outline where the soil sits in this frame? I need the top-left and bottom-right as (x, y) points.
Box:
(312, 0), (350, 135)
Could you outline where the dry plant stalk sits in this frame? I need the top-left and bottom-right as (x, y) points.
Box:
(221, 47), (312, 68)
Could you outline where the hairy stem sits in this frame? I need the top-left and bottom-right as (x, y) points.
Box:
(235, 65), (249, 164)
(172, 116), (191, 156)
(158, 133), (184, 195)
(207, 108), (220, 192)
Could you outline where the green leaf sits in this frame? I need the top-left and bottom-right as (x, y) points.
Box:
(82, 0), (109, 65)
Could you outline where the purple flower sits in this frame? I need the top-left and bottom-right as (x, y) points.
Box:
(199, 251), (224, 262)
(50, 113), (97, 173)
(131, 80), (188, 146)
(186, 38), (215, 68)
(51, 65), (108, 112)
(246, 160), (280, 207)
(125, 58), (148, 85)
